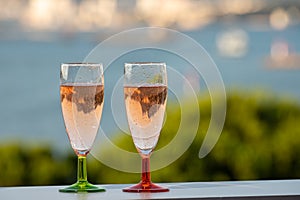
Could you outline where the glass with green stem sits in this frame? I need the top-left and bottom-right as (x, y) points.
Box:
(59, 63), (105, 192)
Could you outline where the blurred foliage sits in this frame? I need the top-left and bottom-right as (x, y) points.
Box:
(1, 92), (300, 186)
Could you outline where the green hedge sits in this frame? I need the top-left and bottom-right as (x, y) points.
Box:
(0, 92), (299, 186)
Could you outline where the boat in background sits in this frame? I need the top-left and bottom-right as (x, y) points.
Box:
(265, 40), (300, 69)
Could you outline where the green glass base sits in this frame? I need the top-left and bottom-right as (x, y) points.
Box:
(59, 181), (105, 193)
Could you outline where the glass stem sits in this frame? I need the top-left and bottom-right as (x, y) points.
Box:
(77, 155), (88, 183)
(141, 156), (151, 185)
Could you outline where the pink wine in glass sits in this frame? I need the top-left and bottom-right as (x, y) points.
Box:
(60, 83), (104, 155)
(124, 85), (167, 155)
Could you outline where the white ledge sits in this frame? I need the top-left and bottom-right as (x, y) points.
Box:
(1, 179), (300, 200)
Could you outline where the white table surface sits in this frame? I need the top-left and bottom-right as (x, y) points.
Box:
(1, 180), (300, 200)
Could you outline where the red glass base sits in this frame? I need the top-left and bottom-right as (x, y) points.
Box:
(123, 181), (169, 193)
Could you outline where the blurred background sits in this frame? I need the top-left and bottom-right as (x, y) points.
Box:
(0, 0), (300, 186)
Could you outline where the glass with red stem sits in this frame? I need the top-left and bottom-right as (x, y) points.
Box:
(123, 62), (169, 193)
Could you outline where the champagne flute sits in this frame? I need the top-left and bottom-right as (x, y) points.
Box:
(59, 63), (105, 192)
(123, 62), (169, 193)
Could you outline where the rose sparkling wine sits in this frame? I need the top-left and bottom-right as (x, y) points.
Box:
(123, 62), (169, 193)
(124, 85), (167, 155)
(60, 84), (104, 155)
(59, 63), (105, 193)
